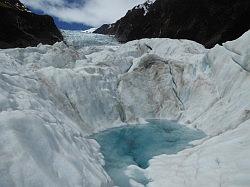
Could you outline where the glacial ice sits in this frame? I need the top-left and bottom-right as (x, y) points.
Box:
(0, 29), (250, 187)
(62, 30), (118, 49)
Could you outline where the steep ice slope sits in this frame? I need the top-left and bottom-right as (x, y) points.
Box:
(0, 29), (249, 187)
(0, 43), (112, 187)
(118, 32), (250, 186)
(118, 39), (207, 122)
(129, 32), (250, 187)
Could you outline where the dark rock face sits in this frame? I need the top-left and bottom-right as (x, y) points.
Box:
(0, 0), (63, 49)
(94, 24), (112, 34)
(0, 0), (28, 11)
(95, 0), (250, 48)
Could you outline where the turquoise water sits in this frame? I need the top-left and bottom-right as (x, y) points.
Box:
(90, 119), (205, 187)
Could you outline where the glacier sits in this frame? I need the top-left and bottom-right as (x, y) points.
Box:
(0, 29), (250, 187)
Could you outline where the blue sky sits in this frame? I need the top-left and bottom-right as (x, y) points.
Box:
(30, 8), (90, 30)
(20, 0), (145, 30)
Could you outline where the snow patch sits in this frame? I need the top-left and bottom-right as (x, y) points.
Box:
(82, 28), (97, 33)
(135, 0), (155, 16)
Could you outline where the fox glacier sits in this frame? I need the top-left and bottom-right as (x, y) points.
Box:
(0, 28), (250, 187)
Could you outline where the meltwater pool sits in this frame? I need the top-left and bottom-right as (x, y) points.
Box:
(89, 119), (205, 187)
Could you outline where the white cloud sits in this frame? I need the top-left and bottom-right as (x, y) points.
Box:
(20, 0), (145, 26)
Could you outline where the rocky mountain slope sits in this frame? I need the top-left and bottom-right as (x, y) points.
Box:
(94, 0), (250, 48)
(0, 29), (249, 186)
(0, 0), (63, 49)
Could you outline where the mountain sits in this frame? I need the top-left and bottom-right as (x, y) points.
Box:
(0, 0), (63, 49)
(94, 0), (250, 48)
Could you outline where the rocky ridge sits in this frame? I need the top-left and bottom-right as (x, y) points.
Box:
(95, 0), (250, 48)
(0, 0), (63, 49)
